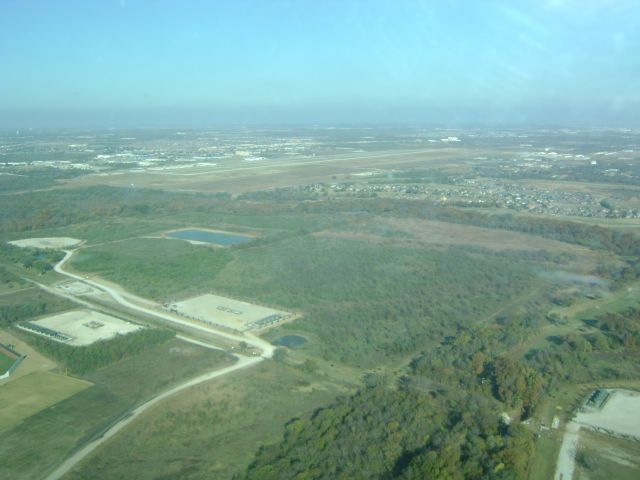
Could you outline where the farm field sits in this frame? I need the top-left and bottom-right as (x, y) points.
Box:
(0, 371), (91, 431)
(0, 337), (234, 480)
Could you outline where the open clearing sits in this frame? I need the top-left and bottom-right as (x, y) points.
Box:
(54, 280), (99, 296)
(170, 293), (290, 331)
(575, 429), (640, 480)
(19, 310), (143, 346)
(65, 361), (349, 480)
(8, 237), (81, 249)
(575, 389), (640, 439)
(318, 216), (596, 256)
(0, 371), (91, 431)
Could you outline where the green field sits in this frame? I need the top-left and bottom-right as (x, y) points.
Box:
(67, 359), (350, 480)
(0, 371), (91, 431)
(70, 237), (234, 301)
(0, 351), (17, 375)
(0, 338), (235, 480)
(575, 429), (640, 480)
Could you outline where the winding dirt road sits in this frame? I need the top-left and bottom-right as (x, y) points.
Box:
(45, 353), (262, 480)
(43, 249), (275, 479)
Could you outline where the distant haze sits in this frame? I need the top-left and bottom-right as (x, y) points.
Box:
(1, 0), (639, 128)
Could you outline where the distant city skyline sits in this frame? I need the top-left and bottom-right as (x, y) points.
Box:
(1, 0), (639, 128)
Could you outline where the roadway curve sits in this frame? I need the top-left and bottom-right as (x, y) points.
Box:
(45, 353), (262, 480)
(44, 249), (275, 479)
(53, 250), (275, 358)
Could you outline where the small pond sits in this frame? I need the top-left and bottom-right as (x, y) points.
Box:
(166, 229), (252, 246)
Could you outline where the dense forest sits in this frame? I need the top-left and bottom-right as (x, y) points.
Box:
(243, 277), (640, 480)
(245, 386), (534, 480)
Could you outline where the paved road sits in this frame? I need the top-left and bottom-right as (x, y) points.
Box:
(42, 249), (275, 479)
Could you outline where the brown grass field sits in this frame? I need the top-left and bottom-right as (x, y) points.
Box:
(0, 371), (91, 431)
(317, 216), (598, 257)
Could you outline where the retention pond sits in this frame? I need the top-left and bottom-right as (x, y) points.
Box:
(166, 229), (253, 246)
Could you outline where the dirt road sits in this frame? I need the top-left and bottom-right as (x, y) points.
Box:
(44, 353), (261, 480)
(554, 421), (580, 480)
(41, 249), (275, 479)
(53, 250), (275, 358)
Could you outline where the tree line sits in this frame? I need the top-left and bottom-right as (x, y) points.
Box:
(22, 327), (174, 374)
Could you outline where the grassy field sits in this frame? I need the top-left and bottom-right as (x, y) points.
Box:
(67, 359), (352, 480)
(575, 429), (640, 480)
(327, 215), (597, 256)
(0, 338), (235, 480)
(0, 371), (91, 431)
(555, 279), (640, 321)
(0, 351), (15, 373)
(69, 238), (234, 301)
(7, 210), (341, 247)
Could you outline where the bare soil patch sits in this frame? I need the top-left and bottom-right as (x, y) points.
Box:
(575, 389), (640, 439)
(18, 310), (143, 346)
(170, 293), (290, 332)
(8, 237), (81, 249)
(319, 216), (594, 255)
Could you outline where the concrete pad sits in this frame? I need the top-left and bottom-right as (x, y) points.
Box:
(19, 310), (143, 346)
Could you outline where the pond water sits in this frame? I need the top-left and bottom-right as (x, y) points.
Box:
(166, 229), (252, 246)
(272, 335), (307, 348)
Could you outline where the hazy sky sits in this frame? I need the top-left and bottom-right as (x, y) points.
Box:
(1, 0), (639, 127)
